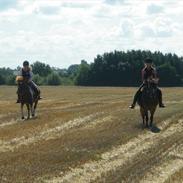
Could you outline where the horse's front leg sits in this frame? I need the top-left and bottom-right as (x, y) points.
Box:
(21, 103), (24, 120)
(150, 115), (153, 127)
(32, 100), (38, 117)
(26, 104), (30, 119)
(31, 104), (34, 117)
(150, 108), (156, 127)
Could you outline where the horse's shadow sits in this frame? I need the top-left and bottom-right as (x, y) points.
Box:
(150, 124), (161, 133)
(136, 123), (161, 133)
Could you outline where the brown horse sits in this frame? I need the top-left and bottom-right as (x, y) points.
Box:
(138, 82), (159, 128)
(17, 77), (39, 119)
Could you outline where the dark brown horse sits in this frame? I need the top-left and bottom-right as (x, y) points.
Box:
(17, 77), (39, 119)
(138, 81), (159, 128)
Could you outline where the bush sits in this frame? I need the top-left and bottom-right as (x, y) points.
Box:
(47, 73), (61, 85)
(6, 75), (16, 85)
(32, 74), (45, 85)
(0, 74), (5, 85)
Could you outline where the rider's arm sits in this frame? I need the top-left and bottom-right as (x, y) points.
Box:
(141, 69), (146, 83)
(153, 68), (157, 78)
(29, 71), (33, 82)
(152, 68), (159, 83)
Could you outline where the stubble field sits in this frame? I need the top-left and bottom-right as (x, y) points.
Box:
(0, 86), (183, 183)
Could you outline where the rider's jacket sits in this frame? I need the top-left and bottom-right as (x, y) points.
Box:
(141, 66), (157, 82)
(19, 67), (33, 81)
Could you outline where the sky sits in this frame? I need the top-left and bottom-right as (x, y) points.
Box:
(0, 0), (182, 69)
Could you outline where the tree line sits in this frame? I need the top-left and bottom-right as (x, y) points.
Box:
(0, 50), (183, 86)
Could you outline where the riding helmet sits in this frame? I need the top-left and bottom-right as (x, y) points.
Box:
(23, 60), (29, 66)
(144, 58), (153, 63)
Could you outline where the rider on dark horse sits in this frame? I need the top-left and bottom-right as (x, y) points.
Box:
(16, 61), (42, 103)
(129, 58), (165, 109)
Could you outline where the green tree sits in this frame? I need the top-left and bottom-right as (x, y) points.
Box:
(0, 74), (5, 85)
(31, 61), (52, 77)
(157, 64), (181, 86)
(47, 73), (61, 85)
(75, 61), (90, 85)
(32, 74), (45, 85)
(6, 75), (16, 85)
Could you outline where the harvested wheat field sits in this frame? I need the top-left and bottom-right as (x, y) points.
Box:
(0, 86), (183, 183)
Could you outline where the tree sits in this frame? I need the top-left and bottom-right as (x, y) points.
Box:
(75, 61), (90, 85)
(6, 75), (16, 85)
(157, 64), (181, 86)
(75, 50), (183, 86)
(47, 73), (61, 85)
(68, 64), (80, 76)
(31, 61), (52, 77)
(32, 74), (45, 85)
(0, 74), (5, 85)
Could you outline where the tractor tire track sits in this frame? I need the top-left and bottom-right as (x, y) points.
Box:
(41, 117), (183, 183)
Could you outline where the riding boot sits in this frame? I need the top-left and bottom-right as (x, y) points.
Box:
(129, 83), (144, 109)
(29, 81), (42, 100)
(158, 89), (165, 108)
(129, 90), (141, 109)
(16, 94), (21, 103)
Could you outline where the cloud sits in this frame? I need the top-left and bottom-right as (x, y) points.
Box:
(0, 0), (17, 11)
(118, 20), (134, 37)
(141, 26), (156, 38)
(0, 0), (183, 68)
(36, 5), (61, 15)
(147, 4), (163, 14)
(104, 0), (124, 5)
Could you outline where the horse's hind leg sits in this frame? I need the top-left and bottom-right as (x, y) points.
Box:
(26, 104), (30, 119)
(145, 111), (149, 128)
(140, 107), (145, 126)
(32, 100), (38, 117)
(30, 103), (34, 117)
(21, 103), (24, 120)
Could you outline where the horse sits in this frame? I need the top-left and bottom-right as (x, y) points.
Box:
(138, 80), (159, 128)
(16, 77), (39, 120)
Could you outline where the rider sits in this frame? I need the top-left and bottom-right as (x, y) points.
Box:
(129, 58), (165, 109)
(16, 61), (42, 103)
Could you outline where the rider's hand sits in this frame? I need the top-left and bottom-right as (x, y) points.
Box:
(152, 78), (159, 84)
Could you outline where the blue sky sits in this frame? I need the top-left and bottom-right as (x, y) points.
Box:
(0, 0), (182, 68)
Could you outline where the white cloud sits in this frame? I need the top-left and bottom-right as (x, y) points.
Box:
(147, 4), (163, 14)
(0, 0), (17, 11)
(0, 0), (183, 68)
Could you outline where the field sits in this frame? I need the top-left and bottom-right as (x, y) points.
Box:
(0, 86), (183, 183)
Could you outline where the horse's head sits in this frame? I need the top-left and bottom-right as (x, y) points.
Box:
(16, 76), (30, 93)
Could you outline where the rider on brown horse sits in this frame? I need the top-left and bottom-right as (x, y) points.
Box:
(129, 58), (165, 109)
(16, 61), (42, 103)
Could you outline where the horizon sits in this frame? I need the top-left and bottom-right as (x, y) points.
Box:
(0, 0), (183, 69)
